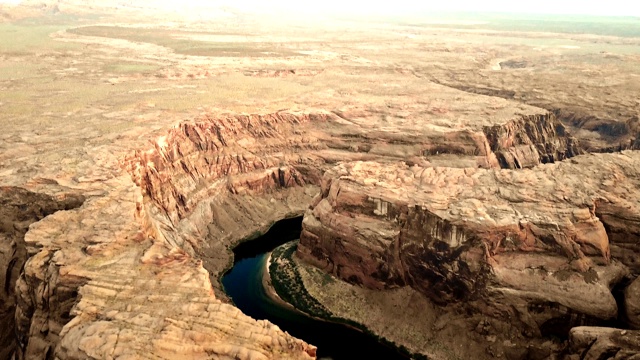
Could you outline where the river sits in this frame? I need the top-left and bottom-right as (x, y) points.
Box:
(222, 217), (411, 360)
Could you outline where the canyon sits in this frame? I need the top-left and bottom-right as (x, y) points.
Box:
(0, 1), (639, 359)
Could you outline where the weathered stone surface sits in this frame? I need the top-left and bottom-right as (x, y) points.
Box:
(11, 179), (317, 360)
(567, 327), (640, 360)
(626, 277), (640, 330)
(328, 98), (580, 170)
(483, 113), (581, 169)
(0, 186), (84, 360)
(298, 152), (640, 338)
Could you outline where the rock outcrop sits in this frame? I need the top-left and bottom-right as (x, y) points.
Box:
(9, 176), (317, 360)
(328, 99), (581, 171)
(626, 277), (640, 330)
(126, 111), (333, 293)
(298, 152), (640, 344)
(567, 327), (640, 359)
(483, 113), (581, 169)
(6, 111), (337, 360)
(0, 186), (84, 360)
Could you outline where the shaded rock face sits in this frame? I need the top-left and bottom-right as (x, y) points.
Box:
(483, 113), (581, 169)
(626, 277), (640, 330)
(0, 186), (84, 360)
(127, 109), (582, 250)
(127, 111), (332, 253)
(122, 111), (332, 358)
(298, 152), (640, 340)
(552, 108), (640, 153)
(331, 107), (581, 171)
(597, 200), (640, 276)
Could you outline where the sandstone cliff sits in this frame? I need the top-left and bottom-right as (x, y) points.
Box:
(0, 187), (84, 360)
(126, 111), (334, 295)
(483, 113), (581, 169)
(9, 175), (317, 360)
(298, 152), (640, 354)
(7, 112), (334, 360)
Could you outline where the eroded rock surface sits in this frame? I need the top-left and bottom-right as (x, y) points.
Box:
(327, 94), (581, 170)
(626, 277), (640, 330)
(567, 327), (640, 359)
(298, 152), (640, 355)
(0, 186), (84, 360)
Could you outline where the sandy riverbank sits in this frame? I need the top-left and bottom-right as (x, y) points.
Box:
(262, 252), (304, 313)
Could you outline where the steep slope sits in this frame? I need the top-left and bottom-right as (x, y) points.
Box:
(298, 152), (640, 357)
(0, 187), (84, 360)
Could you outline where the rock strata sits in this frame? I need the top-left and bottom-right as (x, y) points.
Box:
(483, 113), (581, 169)
(126, 111), (333, 291)
(298, 152), (640, 342)
(329, 99), (580, 170)
(6, 106), (596, 359)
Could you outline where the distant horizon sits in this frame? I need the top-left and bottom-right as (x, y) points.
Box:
(1, 0), (639, 18)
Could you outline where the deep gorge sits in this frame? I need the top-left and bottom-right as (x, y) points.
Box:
(6, 104), (640, 359)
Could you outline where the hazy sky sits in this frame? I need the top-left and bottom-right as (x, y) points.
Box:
(228, 0), (640, 17)
(1, 0), (639, 17)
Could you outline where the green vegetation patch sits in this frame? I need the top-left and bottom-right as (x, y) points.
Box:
(270, 241), (333, 318)
(67, 26), (304, 57)
(0, 23), (80, 54)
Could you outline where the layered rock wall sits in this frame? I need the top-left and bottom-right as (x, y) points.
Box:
(298, 152), (640, 337)
(127, 111), (331, 253)
(6, 106), (595, 359)
(330, 107), (580, 170)
(483, 113), (581, 169)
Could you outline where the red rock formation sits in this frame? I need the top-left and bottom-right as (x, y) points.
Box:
(298, 152), (640, 337)
(127, 111), (331, 250)
(330, 106), (580, 170)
